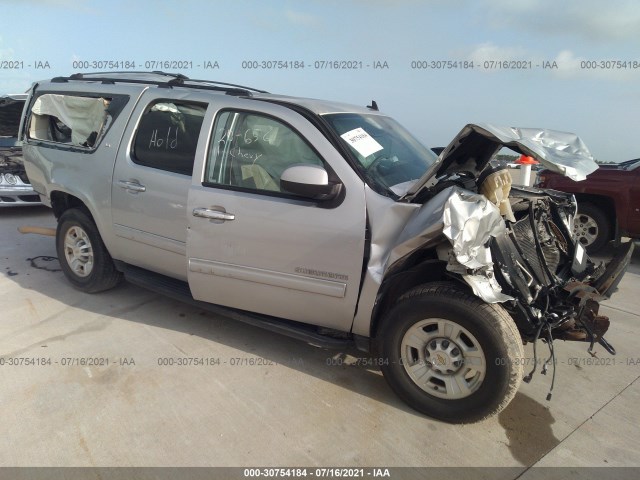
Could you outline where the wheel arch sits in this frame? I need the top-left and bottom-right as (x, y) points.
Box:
(50, 190), (92, 220)
(573, 194), (616, 240)
(50, 189), (117, 258)
(369, 255), (453, 340)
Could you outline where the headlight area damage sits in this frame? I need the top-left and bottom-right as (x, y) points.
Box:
(388, 124), (634, 400)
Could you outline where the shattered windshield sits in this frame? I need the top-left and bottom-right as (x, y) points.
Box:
(323, 113), (438, 197)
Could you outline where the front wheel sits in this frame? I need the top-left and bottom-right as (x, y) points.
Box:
(377, 282), (523, 423)
(56, 208), (122, 293)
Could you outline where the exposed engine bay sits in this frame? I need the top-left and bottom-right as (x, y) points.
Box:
(424, 162), (634, 398)
(0, 150), (29, 182)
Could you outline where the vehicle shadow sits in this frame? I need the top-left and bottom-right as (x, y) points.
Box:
(1, 207), (626, 464)
(498, 393), (559, 465)
(2, 214), (421, 420)
(0, 204), (50, 218)
(3, 250), (568, 466)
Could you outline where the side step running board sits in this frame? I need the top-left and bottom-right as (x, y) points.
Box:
(116, 262), (354, 350)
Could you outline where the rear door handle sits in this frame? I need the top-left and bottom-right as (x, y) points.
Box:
(117, 180), (146, 193)
(193, 208), (235, 221)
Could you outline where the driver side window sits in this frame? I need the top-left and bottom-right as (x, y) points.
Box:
(205, 110), (323, 193)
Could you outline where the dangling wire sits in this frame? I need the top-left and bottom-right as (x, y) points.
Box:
(523, 320), (546, 383)
(543, 323), (557, 401)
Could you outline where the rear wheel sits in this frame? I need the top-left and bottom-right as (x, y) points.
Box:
(574, 202), (611, 254)
(378, 282), (523, 423)
(56, 208), (122, 293)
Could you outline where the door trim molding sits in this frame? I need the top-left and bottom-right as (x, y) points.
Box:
(189, 258), (347, 298)
(114, 224), (186, 255)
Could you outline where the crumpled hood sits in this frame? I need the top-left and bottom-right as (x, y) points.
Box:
(404, 123), (599, 200)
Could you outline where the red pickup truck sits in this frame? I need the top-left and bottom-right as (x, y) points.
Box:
(537, 158), (640, 253)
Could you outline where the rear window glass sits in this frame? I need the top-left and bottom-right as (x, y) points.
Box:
(29, 94), (111, 148)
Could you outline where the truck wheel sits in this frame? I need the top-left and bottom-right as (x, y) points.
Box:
(377, 282), (523, 423)
(56, 208), (122, 293)
(574, 203), (611, 254)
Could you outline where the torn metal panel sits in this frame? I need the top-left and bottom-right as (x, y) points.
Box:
(442, 187), (505, 269)
(477, 125), (598, 180)
(369, 194), (421, 283)
(463, 274), (513, 303)
(350, 186), (419, 336)
(387, 186), (505, 271)
(385, 187), (450, 269)
(404, 123), (599, 200)
(385, 186), (511, 304)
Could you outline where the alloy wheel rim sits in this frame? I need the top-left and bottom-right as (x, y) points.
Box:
(573, 213), (598, 247)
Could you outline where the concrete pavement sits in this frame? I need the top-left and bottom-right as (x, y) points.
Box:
(1, 206), (638, 470)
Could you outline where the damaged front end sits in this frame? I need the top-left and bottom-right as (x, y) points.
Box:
(488, 185), (633, 352)
(394, 124), (633, 396)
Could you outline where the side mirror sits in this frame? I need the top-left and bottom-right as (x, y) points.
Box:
(280, 164), (341, 200)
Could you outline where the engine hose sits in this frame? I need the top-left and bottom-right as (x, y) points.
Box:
(544, 323), (557, 401)
(523, 320), (546, 383)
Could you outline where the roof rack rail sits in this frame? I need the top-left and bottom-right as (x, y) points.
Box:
(186, 78), (269, 94)
(49, 71), (268, 97)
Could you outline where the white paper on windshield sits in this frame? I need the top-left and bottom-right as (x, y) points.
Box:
(340, 127), (383, 157)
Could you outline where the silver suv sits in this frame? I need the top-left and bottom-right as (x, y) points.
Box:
(20, 72), (632, 423)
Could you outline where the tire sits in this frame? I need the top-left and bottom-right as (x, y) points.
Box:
(574, 202), (611, 254)
(377, 282), (523, 423)
(56, 208), (122, 293)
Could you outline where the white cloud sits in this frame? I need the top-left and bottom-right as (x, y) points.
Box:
(572, 4), (640, 40)
(284, 10), (319, 28)
(463, 43), (634, 81)
(0, 36), (15, 60)
(552, 49), (635, 81)
(553, 50), (583, 78)
(482, 0), (640, 41)
(467, 42), (528, 64)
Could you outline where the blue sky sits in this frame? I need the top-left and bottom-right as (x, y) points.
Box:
(1, 0), (638, 161)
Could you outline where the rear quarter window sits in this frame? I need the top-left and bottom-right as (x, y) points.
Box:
(28, 93), (113, 149)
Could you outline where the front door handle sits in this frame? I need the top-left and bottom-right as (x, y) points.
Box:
(117, 180), (146, 193)
(193, 208), (235, 221)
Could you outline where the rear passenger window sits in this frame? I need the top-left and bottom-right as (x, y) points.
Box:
(132, 101), (206, 176)
(29, 94), (111, 148)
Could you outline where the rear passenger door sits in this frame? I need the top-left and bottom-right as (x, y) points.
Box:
(111, 92), (208, 279)
(186, 101), (367, 331)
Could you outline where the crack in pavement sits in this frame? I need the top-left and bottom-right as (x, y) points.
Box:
(601, 304), (640, 317)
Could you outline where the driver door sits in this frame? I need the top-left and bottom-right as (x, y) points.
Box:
(186, 103), (367, 331)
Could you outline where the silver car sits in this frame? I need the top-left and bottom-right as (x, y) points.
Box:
(20, 72), (632, 423)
